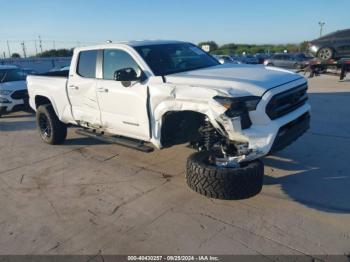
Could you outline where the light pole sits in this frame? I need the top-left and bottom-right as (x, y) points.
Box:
(20, 41), (27, 58)
(318, 21), (325, 37)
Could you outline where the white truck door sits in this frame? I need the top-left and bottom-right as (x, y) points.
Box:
(95, 49), (150, 141)
(67, 49), (101, 126)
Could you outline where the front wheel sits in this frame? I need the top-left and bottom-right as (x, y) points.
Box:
(186, 151), (264, 200)
(36, 105), (67, 145)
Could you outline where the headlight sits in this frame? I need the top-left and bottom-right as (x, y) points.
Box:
(0, 90), (12, 95)
(213, 96), (261, 117)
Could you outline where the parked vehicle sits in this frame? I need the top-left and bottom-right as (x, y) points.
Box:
(27, 40), (310, 200)
(229, 55), (243, 64)
(238, 54), (259, 64)
(22, 68), (39, 75)
(60, 66), (70, 71)
(308, 28), (350, 60)
(0, 65), (29, 117)
(255, 53), (271, 64)
(213, 55), (240, 64)
(264, 53), (312, 69)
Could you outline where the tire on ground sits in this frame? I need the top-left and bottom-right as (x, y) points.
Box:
(186, 151), (264, 200)
(36, 105), (67, 145)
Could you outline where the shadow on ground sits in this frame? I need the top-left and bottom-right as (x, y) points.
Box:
(263, 91), (350, 214)
(0, 120), (36, 131)
(263, 154), (350, 214)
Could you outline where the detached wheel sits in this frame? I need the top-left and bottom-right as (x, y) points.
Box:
(317, 47), (333, 60)
(36, 105), (67, 145)
(186, 151), (264, 200)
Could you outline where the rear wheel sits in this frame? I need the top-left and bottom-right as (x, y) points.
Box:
(186, 151), (264, 200)
(317, 47), (333, 60)
(36, 105), (67, 145)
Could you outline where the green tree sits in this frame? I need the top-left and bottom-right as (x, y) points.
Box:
(299, 41), (309, 52)
(11, 53), (21, 58)
(37, 49), (73, 57)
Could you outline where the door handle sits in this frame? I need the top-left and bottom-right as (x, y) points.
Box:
(97, 87), (109, 93)
(69, 85), (79, 90)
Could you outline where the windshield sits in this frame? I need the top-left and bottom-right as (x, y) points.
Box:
(134, 43), (219, 76)
(0, 69), (26, 83)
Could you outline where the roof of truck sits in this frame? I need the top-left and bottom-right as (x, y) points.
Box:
(74, 40), (187, 52)
(123, 40), (185, 46)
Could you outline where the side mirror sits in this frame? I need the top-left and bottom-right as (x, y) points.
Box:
(114, 68), (139, 82)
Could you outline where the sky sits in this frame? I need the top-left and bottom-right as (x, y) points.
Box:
(1, 0), (349, 56)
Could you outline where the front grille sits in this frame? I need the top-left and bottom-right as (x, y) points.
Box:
(11, 89), (28, 100)
(266, 83), (308, 120)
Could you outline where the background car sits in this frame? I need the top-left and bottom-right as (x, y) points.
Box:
(0, 65), (28, 116)
(212, 55), (240, 64)
(264, 53), (312, 69)
(229, 55), (243, 64)
(237, 54), (259, 64)
(60, 66), (70, 71)
(255, 53), (271, 64)
(22, 68), (38, 75)
(308, 28), (350, 60)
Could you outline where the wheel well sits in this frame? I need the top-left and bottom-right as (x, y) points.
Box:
(35, 96), (52, 108)
(160, 111), (206, 147)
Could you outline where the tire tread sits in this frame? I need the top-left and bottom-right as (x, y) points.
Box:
(186, 151), (264, 200)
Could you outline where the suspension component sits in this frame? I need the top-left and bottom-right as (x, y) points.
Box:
(194, 117), (221, 151)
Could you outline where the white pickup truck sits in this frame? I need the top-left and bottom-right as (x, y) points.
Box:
(27, 40), (310, 200)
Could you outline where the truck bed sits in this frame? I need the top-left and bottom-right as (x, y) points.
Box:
(27, 73), (74, 123)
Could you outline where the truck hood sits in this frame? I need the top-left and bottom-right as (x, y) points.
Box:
(165, 64), (303, 97)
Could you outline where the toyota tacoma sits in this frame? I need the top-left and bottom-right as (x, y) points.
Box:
(27, 41), (310, 199)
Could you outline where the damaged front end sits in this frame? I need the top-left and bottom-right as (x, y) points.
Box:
(191, 95), (263, 168)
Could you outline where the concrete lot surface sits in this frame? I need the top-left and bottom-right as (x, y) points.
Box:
(0, 75), (349, 256)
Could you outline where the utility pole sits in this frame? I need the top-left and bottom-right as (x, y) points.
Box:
(318, 21), (325, 37)
(6, 41), (11, 58)
(53, 40), (56, 50)
(38, 35), (43, 53)
(21, 41), (27, 58)
(34, 40), (38, 55)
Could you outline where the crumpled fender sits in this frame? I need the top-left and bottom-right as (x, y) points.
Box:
(147, 77), (250, 148)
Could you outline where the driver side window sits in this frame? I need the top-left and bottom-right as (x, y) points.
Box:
(103, 49), (141, 80)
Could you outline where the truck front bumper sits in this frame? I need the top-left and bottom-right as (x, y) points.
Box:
(218, 78), (311, 161)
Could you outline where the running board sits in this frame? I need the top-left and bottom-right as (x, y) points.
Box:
(75, 129), (154, 153)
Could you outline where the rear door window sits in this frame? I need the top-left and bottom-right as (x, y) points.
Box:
(77, 50), (98, 78)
